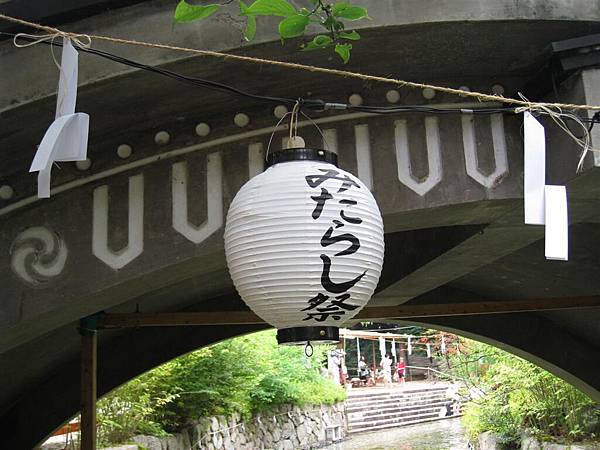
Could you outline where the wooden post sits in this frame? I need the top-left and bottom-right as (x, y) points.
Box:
(406, 344), (412, 382)
(80, 327), (97, 450)
(371, 339), (376, 385)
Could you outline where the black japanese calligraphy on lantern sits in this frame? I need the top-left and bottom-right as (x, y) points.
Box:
(301, 292), (359, 322)
(320, 255), (366, 293)
(311, 188), (333, 220)
(305, 168), (361, 193)
(320, 227), (360, 256)
(302, 166), (367, 322)
(339, 199), (362, 224)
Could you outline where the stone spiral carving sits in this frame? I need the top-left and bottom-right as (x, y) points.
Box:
(10, 226), (68, 285)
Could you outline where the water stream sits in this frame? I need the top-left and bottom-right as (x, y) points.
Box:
(323, 418), (470, 450)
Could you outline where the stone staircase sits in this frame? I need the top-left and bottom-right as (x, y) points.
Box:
(345, 383), (461, 434)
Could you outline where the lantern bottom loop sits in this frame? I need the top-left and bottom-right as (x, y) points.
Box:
(276, 326), (340, 345)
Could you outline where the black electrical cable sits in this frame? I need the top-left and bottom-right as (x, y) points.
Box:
(3, 32), (323, 109)
(5, 31), (600, 124)
(84, 45), (320, 107)
(588, 112), (600, 132)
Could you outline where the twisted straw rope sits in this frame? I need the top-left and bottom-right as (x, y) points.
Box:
(2, 13), (600, 111)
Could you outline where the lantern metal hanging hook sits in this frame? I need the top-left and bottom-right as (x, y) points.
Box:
(285, 99), (305, 149)
(299, 110), (330, 151)
(265, 98), (335, 162)
(304, 341), (314, 357)
(266, 99), (307, 162)
(265, 110), (292, 162)
(289, 99), (302, 142)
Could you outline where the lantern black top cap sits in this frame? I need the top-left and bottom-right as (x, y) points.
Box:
(266, 148), (338, 168)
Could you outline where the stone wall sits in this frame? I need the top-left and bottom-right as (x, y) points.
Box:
(476, 431), (599, 450)
(121, 403), (345, 450)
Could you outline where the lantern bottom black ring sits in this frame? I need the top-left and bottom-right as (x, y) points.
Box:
(277, 326), (340, 345)
(266, 148), (338, 168)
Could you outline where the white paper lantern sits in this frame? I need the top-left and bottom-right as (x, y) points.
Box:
(224, 148), (384, 345)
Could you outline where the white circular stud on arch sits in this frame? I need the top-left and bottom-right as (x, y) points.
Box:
(154, 131), (170, 145)
(274, 105), (289, 119)
(491, 84), (505, 95)
(234, 113), (250, 127)
(76, 159), (92, 171)
(386, 90), (401, 103)
(195, 122), (211, 137)
(117, 144), (133, 159)
(224, 146), (384, 346)
(422, 87), (436, 100)
(0, 185), (14, 200)
(348, 93), (363, 106)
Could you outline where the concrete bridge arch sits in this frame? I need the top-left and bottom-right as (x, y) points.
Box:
(1, 0), (600, 447)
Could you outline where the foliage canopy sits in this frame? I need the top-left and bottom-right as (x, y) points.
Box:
(174, 0), (370, 63)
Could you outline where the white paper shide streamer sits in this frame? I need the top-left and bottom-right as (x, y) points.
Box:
(524, 112), (546, 226)
(379, 336), (386, 358)
(225, 154), (384, 345)
(29, 38), (89, 198)
(523, 112), (569, 261)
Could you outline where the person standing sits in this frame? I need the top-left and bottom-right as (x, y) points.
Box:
(397, 356), (407, 385)
(340, 351), (348, 386)
(358, 356), (368, 382)
(380, 352), (393, 388)
(328, 350), (341, 385)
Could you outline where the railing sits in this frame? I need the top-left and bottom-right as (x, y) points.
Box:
(348, 364), (466, 383)
(405, 365), (470, 384)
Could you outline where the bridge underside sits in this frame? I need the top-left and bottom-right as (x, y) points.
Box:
(1, 1), (600, 448)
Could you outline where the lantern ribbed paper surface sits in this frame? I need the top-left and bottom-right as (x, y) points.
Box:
(224, 152), (384, 344)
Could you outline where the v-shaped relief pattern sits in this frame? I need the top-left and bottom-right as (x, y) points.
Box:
(395, 117), (443, 196)
(462, 114), (509, 188)
(172, 153), (223, 244)
(44, 114), (512, 272)
(92, 174), (144, 270)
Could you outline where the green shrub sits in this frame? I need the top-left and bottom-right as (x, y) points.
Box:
(451, 341), (599, 445)
(96, 376), (170, 446)
(97, 330), (345, 445)
(462, 390), (521, 448)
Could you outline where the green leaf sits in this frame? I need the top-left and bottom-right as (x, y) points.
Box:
(240, 1), (257, 41)
(335, 42), (352, 63)
(244, 0), (297, 17)
(332, 2), (369, 21)
(174, 0), (220, 22)
(301, 42), (320, 51)
(313, 35), (334, 46)
(339, 30), (360, 40)
(301, 34), (333, 51)
(245, 14), (257, 41)
(278, 14), (310, 39)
